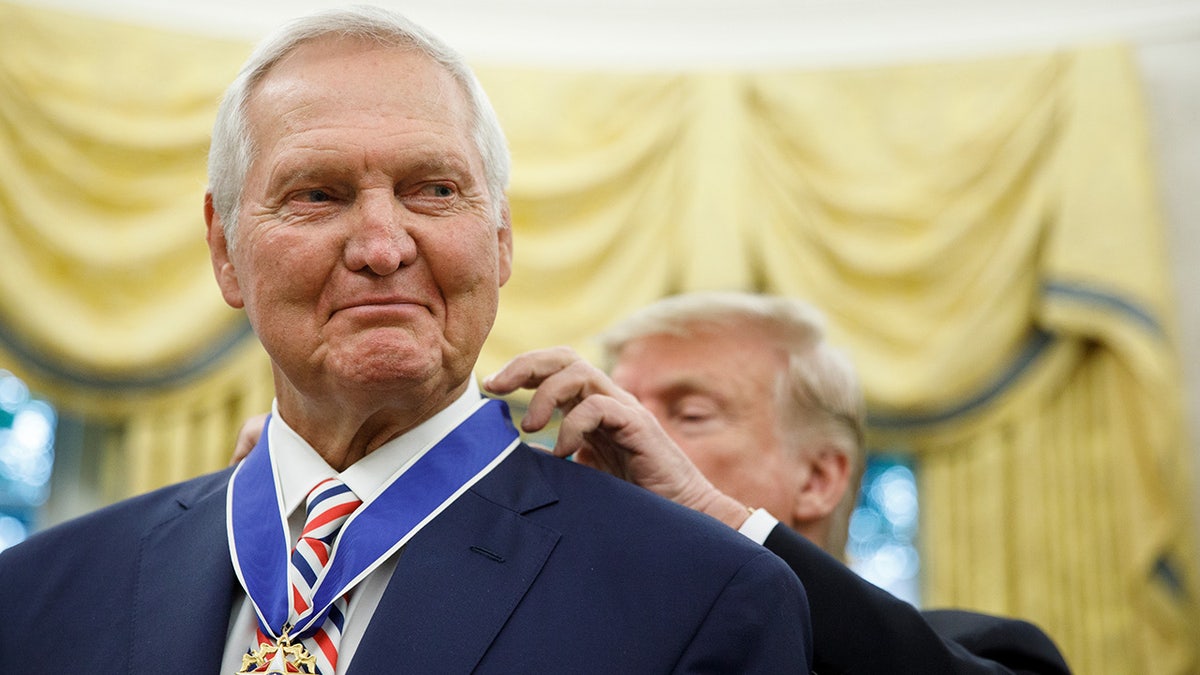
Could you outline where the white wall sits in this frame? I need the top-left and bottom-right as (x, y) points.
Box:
(19, 0), (1200, 67)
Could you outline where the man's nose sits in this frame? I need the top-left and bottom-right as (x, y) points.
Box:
(344, 190), (417, 275)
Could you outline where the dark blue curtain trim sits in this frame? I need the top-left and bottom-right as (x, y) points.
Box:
(1042, 280), (1164, 336)
(867, 280), (1163, 431)
(0, 315), (256, 392)
(867, 328), (1055, 431)
(1153, 554), (1190, 601)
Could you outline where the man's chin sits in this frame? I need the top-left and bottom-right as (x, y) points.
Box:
(338, 350), (439, 384)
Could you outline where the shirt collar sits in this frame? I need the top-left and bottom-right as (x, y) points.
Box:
(269, 377), (485, 519)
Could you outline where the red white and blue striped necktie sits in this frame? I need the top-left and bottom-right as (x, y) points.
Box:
(253, 477), (361, 674)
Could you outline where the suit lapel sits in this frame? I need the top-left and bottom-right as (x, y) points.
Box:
(130, 471), (238, 672)
(349, 446), (559, 674)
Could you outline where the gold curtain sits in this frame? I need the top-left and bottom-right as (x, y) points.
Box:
(1, 3), (1195, 671)
(0, 3), (273, 498)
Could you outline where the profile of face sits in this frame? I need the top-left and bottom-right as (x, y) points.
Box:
(207, 37), (513, 414)
(610, 327), (810, 528)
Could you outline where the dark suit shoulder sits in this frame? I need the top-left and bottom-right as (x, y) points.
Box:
(0, 468), (231, 578)
(0, 468), (236, 673)
(764, 522), (1072, 674)
(461, 444), (813, 673)
(497, 444), (781, 564)
(922, 609), (1071, 674)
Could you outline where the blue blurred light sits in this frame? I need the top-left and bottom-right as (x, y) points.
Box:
(0, 514), (29, 551)
(0, 372), (56, 552)
(0, 371), (30, 412)
(848, 454), (920, 606)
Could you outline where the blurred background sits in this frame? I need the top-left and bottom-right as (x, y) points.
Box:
(1, 1), (1198, 672)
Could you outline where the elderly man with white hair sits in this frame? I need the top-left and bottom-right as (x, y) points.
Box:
(0, 9), (810, 674)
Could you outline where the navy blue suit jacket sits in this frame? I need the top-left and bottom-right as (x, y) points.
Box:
(763, 524), (1069, 674)
(0, 444), (812, 673)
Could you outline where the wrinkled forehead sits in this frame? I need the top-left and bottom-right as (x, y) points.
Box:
(238, 37), (484, 192)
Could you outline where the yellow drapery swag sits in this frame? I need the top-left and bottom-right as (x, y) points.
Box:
(0, 2), (272, 494)
(0, 3), (1195, 671)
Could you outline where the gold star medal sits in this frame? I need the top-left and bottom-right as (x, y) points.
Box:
(236, 624), (318, 674)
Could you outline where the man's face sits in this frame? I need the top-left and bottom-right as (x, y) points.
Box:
(209, 38), (512, 412)
(610, 327), (805, 523)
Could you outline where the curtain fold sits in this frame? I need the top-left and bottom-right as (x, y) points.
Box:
(920, 349), (1198, 674)
(479, 67), (693, 371)
(1, 3), (1195, 670)
(0, 2), (273, 498)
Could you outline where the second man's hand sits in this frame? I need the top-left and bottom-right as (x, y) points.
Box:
(483, 347), (752, 530)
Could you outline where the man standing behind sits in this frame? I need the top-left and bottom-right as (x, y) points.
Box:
(0, 9), (810, 674)
(486, 291), (1070, 674)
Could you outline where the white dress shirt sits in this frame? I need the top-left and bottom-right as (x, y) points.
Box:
(739, 508), (780, 545)
(220, 379), (487, 674)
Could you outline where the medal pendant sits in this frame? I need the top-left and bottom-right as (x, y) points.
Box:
(236, 625), (318, 674)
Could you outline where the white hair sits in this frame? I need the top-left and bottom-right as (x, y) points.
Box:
(207, 5), (510, 248)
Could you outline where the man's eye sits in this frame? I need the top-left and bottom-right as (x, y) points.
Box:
(299, 189), (333, 202)
(423, 184), (456, 198)
(676, 406), (716, 423)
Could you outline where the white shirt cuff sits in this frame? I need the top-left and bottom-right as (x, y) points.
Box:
(737, 508), (779, 545)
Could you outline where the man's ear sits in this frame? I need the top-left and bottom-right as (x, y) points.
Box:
(790, 445), (851, 527)
(496, 201), (513, 287)
(205, 192), (244, 309)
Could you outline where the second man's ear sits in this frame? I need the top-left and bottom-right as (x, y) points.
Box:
(790, 446), (851, 526)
